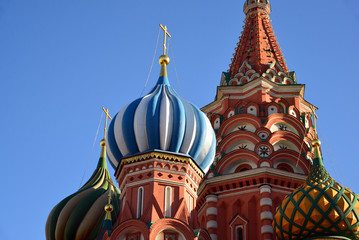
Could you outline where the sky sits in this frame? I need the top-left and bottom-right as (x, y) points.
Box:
(1, 0), (359, 239)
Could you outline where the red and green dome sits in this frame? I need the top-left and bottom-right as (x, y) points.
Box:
(273, 140), (359, 239)
(45, 140), (121, 240)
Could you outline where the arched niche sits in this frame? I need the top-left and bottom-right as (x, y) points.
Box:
(270, 122), (299, 136)
(225, 140), (255, 153)
(223, 159), (257, 175)
(273, 159), (304, 174)
(273, 140), (299, 152)
(228, 122), (256, 134)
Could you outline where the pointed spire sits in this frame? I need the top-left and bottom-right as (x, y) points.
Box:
(229, 0), (288, 77)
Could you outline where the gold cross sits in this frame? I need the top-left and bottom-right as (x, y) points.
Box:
(310, 106), (318, 137)
(102, 107), (112, 139)
(160, 24), (171, 55)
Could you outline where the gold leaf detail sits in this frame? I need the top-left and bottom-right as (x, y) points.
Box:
(318, 195), (331, 212)
(310, 207), (322, 222)
(299, 197), (312, 214)
(328, 208), (341, 222)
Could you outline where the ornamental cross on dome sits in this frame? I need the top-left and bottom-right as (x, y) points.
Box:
(159, 24), (171, 55)
(310, 106), (318, 137)
(102, 107), (112, 139)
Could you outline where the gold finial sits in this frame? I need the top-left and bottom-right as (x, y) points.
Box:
(159, 24), (171, 77)
(310, 106), (318, 138)
(310, 106), (322, 159)
(159, 24), (171, 56)
(102, 107), (112, 139)
(312, 138), (322, 159)
(104, 179), (117, 220)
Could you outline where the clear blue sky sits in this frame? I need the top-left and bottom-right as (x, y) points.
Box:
(1, 1), (359, 239)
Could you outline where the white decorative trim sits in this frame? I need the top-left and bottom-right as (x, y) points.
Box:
(207, 220), (218, 229)
(260, 161), (270, 167)
(260, 198), (272, 207)
(198, 167), (306, 195)
(206, 195), (218, 203)
(210, 234), (217, 240)
(260, 211), (273, 220)
(259, 185), (272, 194)
(206, 207), (218, 216)
(261, 225), (274, 234)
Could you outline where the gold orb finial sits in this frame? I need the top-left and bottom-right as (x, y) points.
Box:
(312, 139), (321, 147)
(104, 203), (113, 212)
(159, 54), (170, 66)
(100, 138), (106, 147)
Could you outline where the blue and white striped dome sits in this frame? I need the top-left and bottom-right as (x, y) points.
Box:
(106, 74), (216, 173)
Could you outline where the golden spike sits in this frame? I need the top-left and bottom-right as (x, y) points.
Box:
(102, 107), (112, 139)
(104, 179), (117, 220)
(159, 24), (171, 55)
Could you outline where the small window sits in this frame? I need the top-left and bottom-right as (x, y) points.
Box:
(137, 187), (144, 218)
(247, 106), (257, 116)
(165, 186), (172, 217)
(290, 110), (297, 118)
(228, 110), (235, 118)
(236, 226), (244, 240)
(214, 118), (220, 130)
(268, 105), (278, 115)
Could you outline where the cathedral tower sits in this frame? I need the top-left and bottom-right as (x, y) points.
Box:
(105, 25), (216, 240)
(198, 1), (316, 239)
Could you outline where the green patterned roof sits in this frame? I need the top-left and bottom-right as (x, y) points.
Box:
(273, 139), (359, 239)
(45, 139), (121, 240)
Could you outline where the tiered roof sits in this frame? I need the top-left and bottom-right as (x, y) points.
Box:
(229, 0), (288, 78)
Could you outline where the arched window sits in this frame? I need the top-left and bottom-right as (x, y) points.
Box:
(236, 225), (244, 240)
(247, 105), (257, 116)
(165, 186), (172, 217)
(137, 187), (144, 218)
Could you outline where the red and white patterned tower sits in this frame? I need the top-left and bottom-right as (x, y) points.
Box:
(197, 1), (317, 239)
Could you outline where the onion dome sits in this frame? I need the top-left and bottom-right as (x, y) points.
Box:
(244, 0), (271, 15)
(273, 139), (359, 239)
(106, 54), (216, 173)
(45, 139), (121, 240)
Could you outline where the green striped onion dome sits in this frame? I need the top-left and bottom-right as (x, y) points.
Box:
(45, 139), (121, 240)
(273, 139), (359, 240)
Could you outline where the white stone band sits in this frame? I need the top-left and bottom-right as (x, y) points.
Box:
(261, 225), (274, 234)
(260, 198), (272, 207)
(206, 207), (218, 216)
(259, 185), (272, 194)
(206, 195), (218, 203)
(260, 211), (273, 220)
(206, 220), (218, 229)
